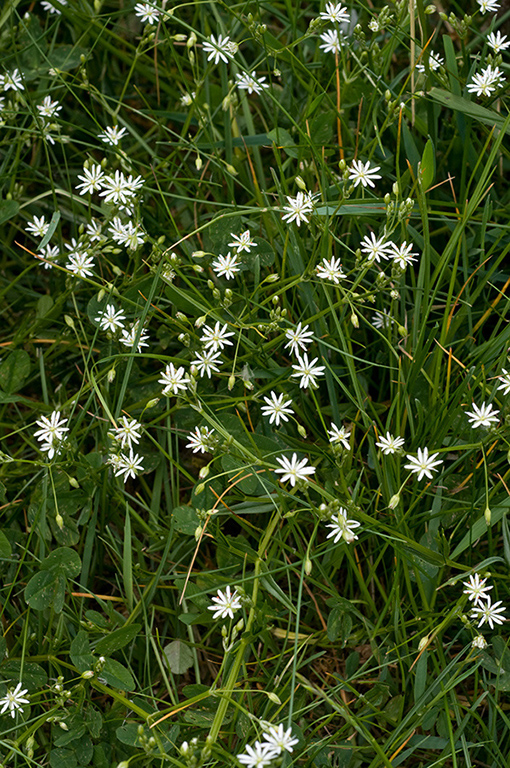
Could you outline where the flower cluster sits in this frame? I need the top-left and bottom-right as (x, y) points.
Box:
(237, 724), (299, 767)
(462, 573), (506, 631)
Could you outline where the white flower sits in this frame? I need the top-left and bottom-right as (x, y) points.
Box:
(281, 191), (315, 227)
(325, 508), (361, 544)
(371, 310), (393, 329)
(472, 635), (488, 649)
(86, 220), (104, 242)
(260, 391), (294, 426)
(180, 92), (195, 106)
(319, 2), (350, 23)
(41, 0), (67, 12)
(291, 353), (325, 389)
(40, 244), (59, 269)
(34, 411), (69, 444)
(261, 724), (299, 754)
(76, 164), (105, 194)
(108, 217), (145, 250)
(202, 34), (236, 65)
(389, 241), (418, 268)
(327, 423), (351, 449)
(159, 363), (190, 396)
(319, 29), (344, 54)
(114, 450), (144, 482)
(2, 68), (24, 91)
(201, 321), (235, 352)
(467, 65), (505, 97)
(120, 321), (150, 353)
(284, 322), (314, 355)
(375, 432), (404, 454)
(274, 453), (316, 486)
(211, 252), (240, 279)
(37, 95), (62, 118)
(360, 232), (394, 262)
(477, 0), (500, 13)
(471, 598), (506, 630)
(100, 170), (143, 205)
(416, 53), (444, 73)
(186, 425), (215, 454)
(25, 215), (49, 237)
(190, 349), (222, 378)
(228, 230), (256, 253)
(404, 447), (443, 481)
(316, 256), (346, 284)
(110, 416), (142, 450)
(40, 438), (65, 460)
(487, 31), (510, 53)
(0, 683), (29, 718)
(462, 574), (493, 607)
(66, 252), (95, 278)
(134, 2), (161, 23)
(348, 159), (382, 188)
(95, 303), (126, 332)
(235, 72), (269, 95)
(237, 742), (279, 768)
(208, 586), (242, 619)
(98, 125), (128, 145)
(497, 369), (510, 395)
(464, 402), (499, 428)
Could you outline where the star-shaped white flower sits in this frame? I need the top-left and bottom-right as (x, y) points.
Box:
(274, 453), (316, 487)
(360, 232), (394, 262)
(319, 29), (344, 54)
(260, 391), (294, 426)
(34, 411), (69, 444)
(290, 353), (325, 389)
(404, 447), (443, 481)
(261, 724), (299, 754)
(497, 369), (510, 396)
(464, 402), (499, 428)
(228, 230), (256, 253)
(281, 191), (315, 226)
(319, 2), (350, 23)
(348, 159), (381, 188)
(0, 682), (29, 718)
(207, 586), (242, 619)
(211, 252), (240, 279)
(200, 321), (235, 352)
(471, 598), (506, 630)
(186, 426), (215, 454)
(462, 574), (493, 607)
(316, 256), (346, 284)
(327, 423), (351, 449)
(325, 508), (361, 544)
(159, 363), (190, 396)
(284, 322), (314, 355)
(114, 450), (144, 482)
(375, 432), (404, 455)
(95, 304), (126, 332)
(202, 34), (237, 65)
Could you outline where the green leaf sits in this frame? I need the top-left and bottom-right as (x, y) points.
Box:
(419, 138), (435, 190)
(70, 631), (94, 673)
(0, 350), (30, 394)
(428, 87), (510, 134)
(50, 748), (77, 768)
(38, 211), (60, 250)
(0, 530), (12, 558)
(0, 199), (19, 226)
(172, 505), (200, 535)
(1, 660), (48, 690)
(164, 639), (194, 675)
(41, 546), (81, 577)
(100, 658), (135, 691)
(450, 502), (509, 559)
(25, 570), (65, 611)
(36, 295), (54, 318)
(266, 127), (298, 158)
(327, 606), (352, 644)
(94, 624), (141, 656)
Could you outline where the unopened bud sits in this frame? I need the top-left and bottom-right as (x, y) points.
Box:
(82, 670), (94, 679)
(194, 483), (205, 496)
(56, 512), (64, 530)
(97, 289), (105, 302)
(195, 315), (207, 328)
(107, 367), (116, 383)
(418, 636), (429, 652)
(304, 557), (312, 575)
(295, 175), (307, 191)
(228, 374), (236, 391)
(192, 250), (205, 258)
(69, 476), (79, 488)
(199, 465), (209, 479)
(425, 4), (436, 13)
(59, 721), (69, 731)
(297, 424), (307, 438)
(146, 398), (160, 409)
(266, 273), (279, 282)
(195, 155), (203, 170)
(64, 315), (75, 329)
(485, 507), (491, 525)
(351, 313), (359, 329)
(388, 494), (400, 509)
(266, 691), (282, 705)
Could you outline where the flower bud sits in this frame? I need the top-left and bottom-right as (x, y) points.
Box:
(304, 557), (312, 575)
(145, 398), (160, 409)
(351, 313), (359, 329)
(69, 476), (79, 489)
(199, 465), (209, 479)
(82, 670), (94, 679)
(266, 691), (282, 705)
(228, 374), (236, 391)
(297, 424), (307, 438)
(56, 512), (64, 530)
(418, 636), (429, 652)
(64, 314), (75, 329)
(195, 155), (203, 171)
(485, 507), (491, 525)
(388, 494), (400, 509)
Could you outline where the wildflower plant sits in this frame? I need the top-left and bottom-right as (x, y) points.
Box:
(1, 1), (510, 766)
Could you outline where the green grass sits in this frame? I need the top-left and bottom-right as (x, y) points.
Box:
(1, 0), (510, 766)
